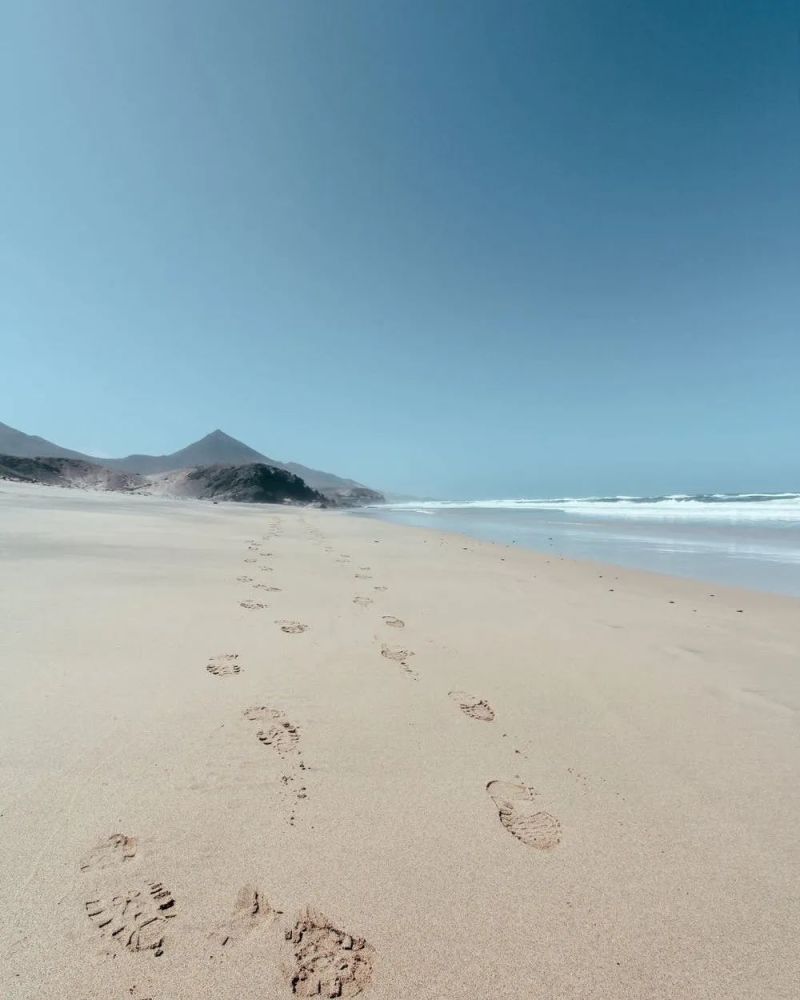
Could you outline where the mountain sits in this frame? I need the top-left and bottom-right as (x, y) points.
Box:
(102, 430), (270, 475)
(0, 421), (89, 462)
(0, 423), (383, 503)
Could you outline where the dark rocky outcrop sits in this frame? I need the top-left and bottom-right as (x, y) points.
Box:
(323, 486), (385, 507)
(178, 463), (326, 505)
(0, 455), (144, 491)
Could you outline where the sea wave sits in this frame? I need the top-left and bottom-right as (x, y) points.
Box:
(376, 494), (800, 522)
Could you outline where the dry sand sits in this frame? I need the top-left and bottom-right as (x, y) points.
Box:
(1, 482), (798, 999)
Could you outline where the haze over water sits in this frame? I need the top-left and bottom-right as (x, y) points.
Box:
(362, 494), (800, 597)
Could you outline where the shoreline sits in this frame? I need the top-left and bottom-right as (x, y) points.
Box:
(1, 483), (799, 999)
(357, 503), (800, 599)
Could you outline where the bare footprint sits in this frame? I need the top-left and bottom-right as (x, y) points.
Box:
(448, 690), (495, 722)
(240, 601), (268, 611)
(253, 583), (282, 591)
(244, 558), (257, 564)
(243, 705), (285, 723)
(352, 596), (373, 607)
(354, 573), (372, 580)
(207, 653), (241, 676)
(236, 575), (254, 583)
(381, 615), (404, 629)
(286, 908), (374, 998)
(276, 620), (309, 634)
(85, 881), (176, 956)
(486, 780), (561, 850)
(373, 586), (388, 592)
(80, 834), (137, 873)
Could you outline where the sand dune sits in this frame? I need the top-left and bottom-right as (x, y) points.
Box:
(1, 481), (798, 999)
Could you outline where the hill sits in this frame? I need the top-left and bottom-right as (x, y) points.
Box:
(0, 455), (144, 491)
(0, 423), (383, 504)
(0, 455), (327, 506)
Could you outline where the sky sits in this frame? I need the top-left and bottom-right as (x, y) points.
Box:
(2, 1), (798, 498)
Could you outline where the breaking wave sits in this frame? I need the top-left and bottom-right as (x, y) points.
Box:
(377, 494), (800, 523)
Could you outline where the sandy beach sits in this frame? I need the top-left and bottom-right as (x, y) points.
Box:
(1, 482), (798, 1000)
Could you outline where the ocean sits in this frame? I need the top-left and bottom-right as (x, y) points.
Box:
(357, 494), (800, 597)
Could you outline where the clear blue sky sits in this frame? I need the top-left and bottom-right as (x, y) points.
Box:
(2, 1), (798, 497)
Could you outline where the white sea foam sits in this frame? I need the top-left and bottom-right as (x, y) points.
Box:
(376, 494), (800, 523)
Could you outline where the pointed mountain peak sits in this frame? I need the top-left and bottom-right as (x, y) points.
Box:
(200, 429), (240, 444)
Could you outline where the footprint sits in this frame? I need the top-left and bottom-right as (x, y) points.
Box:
(207, 654), (241, 676)
(380, 645), (418, 679)
(276, 620), (309, 634)
(354, 573), (372, 580)
(212, 886), (277, 950)
(286, 908), (374, 998)
(243, 705), (285, 723)
(381, 615), (404, 629)
(380, 645), (413, 664)
(486, 781), (561, 850)
(240, 601), (268, 611)
(258, 565), (274, 573)
(358, 566), (371, 571)
(85, 881), (176, 956)
(257, 720), (301, 758)
(80, 834), (137, 872)
(373, 586), (388, 592)
(237, 575), (254, 583)
(244, 707), (308, 823)
(448, 691), (495, 722)
(352, 596), (373, 607)
(244, 558), (257, 564)
(253, 583), (281, 591)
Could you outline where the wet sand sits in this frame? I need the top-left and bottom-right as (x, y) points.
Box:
(1, 482), (798, 999)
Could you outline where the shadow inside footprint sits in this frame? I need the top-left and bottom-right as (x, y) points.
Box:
(486, 780), (561, 850)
